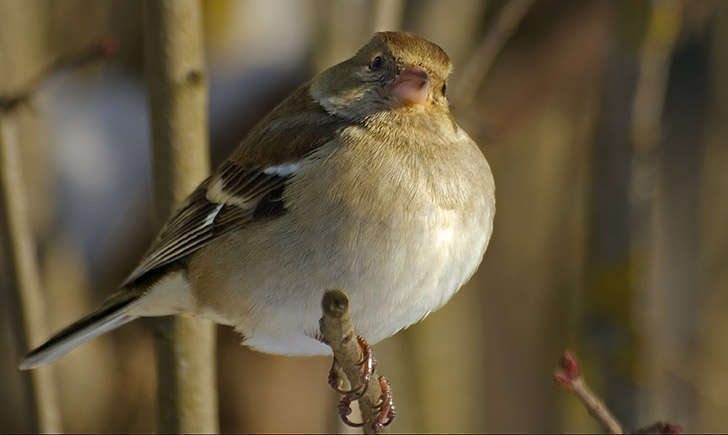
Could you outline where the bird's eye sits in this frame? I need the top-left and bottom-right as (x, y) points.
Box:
(441, 83), (447, 96)
(369, 56), (383, 71)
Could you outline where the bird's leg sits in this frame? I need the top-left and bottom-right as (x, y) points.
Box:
(372, 376), (396, 432)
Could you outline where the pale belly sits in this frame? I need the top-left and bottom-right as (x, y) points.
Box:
(189, 200), (494, 356)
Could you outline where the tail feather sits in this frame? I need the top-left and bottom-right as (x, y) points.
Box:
(19, 295), (139, 370)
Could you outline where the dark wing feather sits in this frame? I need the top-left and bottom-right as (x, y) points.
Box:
(122, 169), (286, 287)
(123, 181), (223, 284)
(121, 83), (348, 288)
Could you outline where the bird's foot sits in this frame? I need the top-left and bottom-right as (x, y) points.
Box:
(337, 393), (364, 428)
(372, 376), (396, 432)
(335, 375), (396, 431)
(356, 335), (375, 392)
(329, 336), (382, 429)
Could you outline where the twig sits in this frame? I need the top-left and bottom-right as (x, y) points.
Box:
(0, 30), (117, 434)
(453, 0), (535, 105)
(629, 2), (684, 423)
(628, 0), (682, 225)
(0, 113), (62, 433)
(371, 0), (406, 32)
(0, 31), (118, 435)
(554, 350), (683, 434)
(143, 1), (218, 433)
(554, 351), (624, 434)
(630, 0), (682, 152)
(0, 36), (118, 113)
(320, 290), (395, 434)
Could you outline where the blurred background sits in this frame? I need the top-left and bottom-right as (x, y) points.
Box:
(0, 0), (726, 432)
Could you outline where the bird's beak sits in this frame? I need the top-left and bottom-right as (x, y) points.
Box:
(390, 65), (430, 106)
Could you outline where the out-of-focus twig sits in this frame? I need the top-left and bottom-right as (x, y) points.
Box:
(0, 36), (118, 113)
(0, 117), (62, 432)
(629, 2), (683, 421)
(0, 32), (117, 434)
(453, 0), (535, 105)
(371, 0), (406, 32)
(631, 0), (682, 152)
(554, 350), (683, 434)
(320, 290), (395, 434)
(629, 0), (682, 220)
(143, 1), (218, 433)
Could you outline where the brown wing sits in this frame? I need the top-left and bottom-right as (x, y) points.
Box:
(122, 83), (349, 287)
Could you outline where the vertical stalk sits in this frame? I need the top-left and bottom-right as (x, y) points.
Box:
(142, 1), (218, 432)
(696, 3), (728, 430)
(631, 0), (687, 424)
(371, 0), (405, 32)
(0, 115), (62, 433)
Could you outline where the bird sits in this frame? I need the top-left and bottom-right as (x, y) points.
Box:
(19, 31), (495, 369)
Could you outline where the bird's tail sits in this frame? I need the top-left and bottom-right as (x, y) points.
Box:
(19, 292), (139, 370)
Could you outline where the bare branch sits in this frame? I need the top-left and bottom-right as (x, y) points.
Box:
(0, 114), (62, 433)
(453, 0), (535, 105)
(554, 350), (684, 434)
(371, 0), (406, 32)
(631, 0), (683, 151)
(0, 36), (118, 113)
(0, 26), (118, 433)
(320, 290), (395, 434)
(143, 1), (218, 432)
(554, 351), (624, 434)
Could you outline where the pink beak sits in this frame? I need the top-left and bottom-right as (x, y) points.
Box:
(391, 66), (430, 105)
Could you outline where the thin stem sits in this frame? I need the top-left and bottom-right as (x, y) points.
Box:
(554, 350), (682, 434)
(0, 116), (62, 433)
(143, 1), (218, 432)
(371, 0), (406, 32)
(0, 37), (117, 113)
(453, 0), (535, 105)
(320, 289), (394, 435)
(569, 378), (624, 434)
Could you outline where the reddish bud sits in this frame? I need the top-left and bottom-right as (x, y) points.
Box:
(553, 350), (580, 389)
(553, 371), (573, 389)
(559, 351), (579, 380)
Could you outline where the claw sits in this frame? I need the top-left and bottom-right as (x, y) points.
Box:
(356, 336), (375, 397)
(329, 336), (391, 431)
(338, 394), (364, 428)
(372, 376), (396, 432)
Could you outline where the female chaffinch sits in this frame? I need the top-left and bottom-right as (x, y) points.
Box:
(21, 31), (495, 369)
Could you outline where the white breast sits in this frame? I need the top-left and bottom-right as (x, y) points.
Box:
(190, 130), (495, 356)
(218, 196), (494, 356)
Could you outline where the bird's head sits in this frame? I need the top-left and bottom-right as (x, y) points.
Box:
(311, 31), (453, 120)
